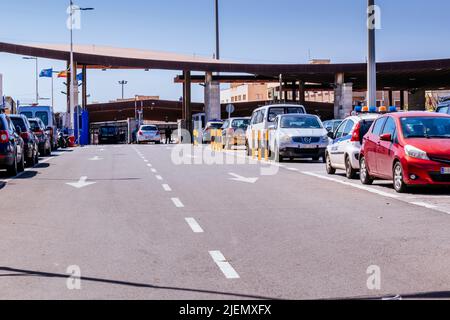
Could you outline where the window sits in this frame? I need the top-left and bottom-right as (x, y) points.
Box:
(222, 120), (230, 129)
(231, 119), (250, 129)
(335, 120), (347, 139)
(372, 118), (387, 136)
(343, 120), (355, 136)
(281, 116), (322, 129)
(437, 106), (450, 114)
(268, 108), (284, 123)
(243, 95), (247, 101)
(401, 117), (450, 139)
(20, 112), (33, 119)
(36, 112), (49, 126)
(287, 107), (305, 114)
(256, 110), (264, 124)
(381, 117), (396, 136)
(231, 97), (235, 103)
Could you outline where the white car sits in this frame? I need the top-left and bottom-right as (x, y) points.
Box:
(269, 114), (329, 162)
(246, 104), (306, 156)
(137, 125), (161, 144)
(325, 113), (380, 179)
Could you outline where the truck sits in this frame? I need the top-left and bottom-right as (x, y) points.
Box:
(18, 105), (58, 150)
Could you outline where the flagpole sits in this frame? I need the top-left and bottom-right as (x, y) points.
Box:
(51, 69), (54, 110)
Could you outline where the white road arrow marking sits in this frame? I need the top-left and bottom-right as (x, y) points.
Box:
(228, 173), (258, 184)
(66, 176), (97, 189)
(89, 156), (103, 161)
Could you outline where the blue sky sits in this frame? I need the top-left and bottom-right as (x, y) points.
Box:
(1, 0), (449, 112)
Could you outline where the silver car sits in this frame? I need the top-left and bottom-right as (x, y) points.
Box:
(137, 125), (161, 144)
(269, 114), (329, 162)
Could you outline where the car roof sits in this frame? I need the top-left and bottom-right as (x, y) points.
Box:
(279, 113), (318, 118)
(254, 104), (305, 111)
(389, 111), (450, 119)
(345, 113), (380, 121)
(228, 117), (251, 120)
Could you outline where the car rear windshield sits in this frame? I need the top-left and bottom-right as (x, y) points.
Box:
(231, 119), (250, 129)
(281, 116), (322, 129)
(11, 117), (27, 132)
(401, 117), (450, 139)
(36, 112), (49, 126)
(141, 126), (158, 131)
(20, 112), (33, 119)
(100, 127), (117, 135)
(29, 120), (41, 131)
(360, 120), (375, 137)
(208, 123), (223, 129)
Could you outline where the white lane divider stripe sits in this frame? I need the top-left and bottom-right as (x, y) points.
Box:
(185, 218), (204, 233)
(302, 172), (400, 199)
(162, 184), (172, 192)
(156, 175), (163, 181)
(147, 164), (153, 167)
(171, 198), (184, 208)
(151, 169), (157, 173)
(209, 251), (240, 279)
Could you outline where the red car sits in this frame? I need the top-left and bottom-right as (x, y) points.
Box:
(360, 112), (450, 193)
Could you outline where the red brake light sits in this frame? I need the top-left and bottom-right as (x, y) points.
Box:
(21, 132), (30, 140)
(351, 122), (361, 142)
(139, 131), (143, 136)
(0, 130), (9, 143)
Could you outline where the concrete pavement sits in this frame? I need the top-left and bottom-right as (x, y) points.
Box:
(1, 144), (450, 299)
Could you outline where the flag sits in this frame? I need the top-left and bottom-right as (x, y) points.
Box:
(76, 73), (83, 82)
(39, 68), (53, 78)
(57, 71), (68, 78)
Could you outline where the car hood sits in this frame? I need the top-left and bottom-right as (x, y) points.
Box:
(405, 138), (450, 157)
(280, 128), (327, 137)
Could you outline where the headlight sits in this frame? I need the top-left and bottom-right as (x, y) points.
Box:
(321, 135), (329, 143)
(404, 145), (429, 160)
(280, 135), (292, 144)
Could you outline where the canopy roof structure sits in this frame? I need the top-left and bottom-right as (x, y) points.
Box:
(1, 42), (450, 90)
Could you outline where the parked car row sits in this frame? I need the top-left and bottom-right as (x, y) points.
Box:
(0, 113), (53, 177)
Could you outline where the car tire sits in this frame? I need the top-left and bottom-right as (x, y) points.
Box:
(7, 155), (18, 177)
(326, 153), (336, 175)
(345, 155), (358, 179)
(393, 162), (408, 193)
(360, 157), (374, 185)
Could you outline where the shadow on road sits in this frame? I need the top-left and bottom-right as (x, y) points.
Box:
(0, 181), (5, 190)
(0, 267), (279, 300)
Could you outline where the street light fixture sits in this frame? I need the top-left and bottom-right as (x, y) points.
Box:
(22, 56), (39, 104)
(118, 80), (128, 100)
(367, 0), (377, 108)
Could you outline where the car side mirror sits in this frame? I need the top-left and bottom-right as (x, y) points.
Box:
(380, 133), (392, 142)
(268, 125), (276, 130)
(327, 131), (335, 139)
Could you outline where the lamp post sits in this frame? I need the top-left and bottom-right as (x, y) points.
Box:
(118, 80), (128, 99)
(68, 0), (94, 143)
(367, 0), (377, 108)
(215, 0), (220, 61)
(23, 57), (39, 104)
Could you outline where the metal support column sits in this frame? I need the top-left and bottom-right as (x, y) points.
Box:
(388, 90), (393, 106)
(400, 90), (405, 109)
(367, 0), (377, 108)
(299, 81), (306, 105)
(292, 82), (297, 102)
(183, 70), (192, 137)
(82, 65), (87, 109)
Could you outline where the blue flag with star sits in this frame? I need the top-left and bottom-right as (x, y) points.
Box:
(39, 68), (53, 78)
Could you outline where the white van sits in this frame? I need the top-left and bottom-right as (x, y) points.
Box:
(18, 106), (58, 150)
(245, 104), (306, 154)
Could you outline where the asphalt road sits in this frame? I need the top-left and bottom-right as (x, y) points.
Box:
(1, 144), (450, 300)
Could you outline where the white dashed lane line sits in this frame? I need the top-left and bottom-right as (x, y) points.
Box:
(147, 164), (153, 167)
(209, 251), (240, 279)
(185, 218), (204, 233)
(410, 202), (438, 210)
(162, 184), (172, 192)
(171, 198), (184, 208)
(156, 175), (163, 181)
(151, 169), (157, 173)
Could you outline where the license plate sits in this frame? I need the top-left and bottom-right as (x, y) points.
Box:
(300, 145), (318, 149)
(441, 168), (450, 175)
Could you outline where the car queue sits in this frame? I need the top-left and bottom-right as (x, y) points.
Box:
(0, 112), (55, 177)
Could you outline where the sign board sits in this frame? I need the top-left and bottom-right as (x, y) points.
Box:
(226, 104), (235, 114)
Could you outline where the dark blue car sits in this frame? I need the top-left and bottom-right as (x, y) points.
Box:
(0, 113), (25, 176)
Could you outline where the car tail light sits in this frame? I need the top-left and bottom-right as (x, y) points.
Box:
(351, 122), (361, 142)
(21, 132), (30, 140)
(139, 131), (143, 136)
(0, 130), (9, 143)
(35, 130), (44, 136)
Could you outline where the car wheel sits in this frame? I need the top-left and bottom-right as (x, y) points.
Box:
(7, 155), (18, 177)
(312, 156), (320, 162)
(393, 162), (408, 193)
(345, 155), (358, 179)
(326, 153), (336, 175)
(360, 157), (373, 185)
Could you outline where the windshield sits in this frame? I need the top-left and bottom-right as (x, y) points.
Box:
(281, 116), (322, 129)
(36, 112), (49, 126)
(208, 123), (223, 129)
(20, 112), (33, 119)
(141, 126), (158, 131)
(100, 127), (117, 135)
(11, 118), (27, 132)
(401, 117), (450, 139)
(29, 121), (40, 131)
(231, 119), (250, 129)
